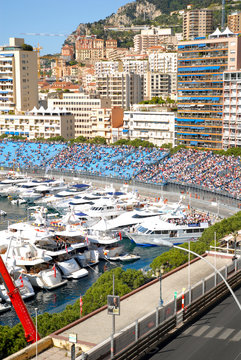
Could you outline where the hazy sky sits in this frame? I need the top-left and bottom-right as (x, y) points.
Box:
(1, 0), (132, 55)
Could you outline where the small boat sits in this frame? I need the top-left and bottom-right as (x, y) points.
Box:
(56, 258), (88, 279)
(118, 253), (141, 262)
(0, 210), (7, 216)
(0, 300), (11, 313)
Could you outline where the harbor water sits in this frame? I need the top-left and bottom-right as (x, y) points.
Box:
(0, 198), (167, 327)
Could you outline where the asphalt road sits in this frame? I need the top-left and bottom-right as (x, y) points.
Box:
(141, 285), (241, 360)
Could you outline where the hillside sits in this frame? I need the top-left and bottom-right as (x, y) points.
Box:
(65, 0), (241, 47)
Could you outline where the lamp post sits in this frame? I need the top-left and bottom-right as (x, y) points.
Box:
(233, 231), (238, 260)
(153, 239), (241, 311)
(156, 265), (164, 307)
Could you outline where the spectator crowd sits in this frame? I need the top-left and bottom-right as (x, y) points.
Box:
(0, 141), (240, 200)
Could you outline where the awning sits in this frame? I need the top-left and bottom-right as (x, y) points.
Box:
(178, 66), (221, 72)
(178, 97), (220, 101)
(175, 119), (205, 123)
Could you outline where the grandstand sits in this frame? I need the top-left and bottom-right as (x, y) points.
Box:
(0, 141), (239, 200)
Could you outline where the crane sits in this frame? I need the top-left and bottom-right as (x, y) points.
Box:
(33, 43), (43, 78)
(21, 32), (69, 37)
(0, 255), (40, 343)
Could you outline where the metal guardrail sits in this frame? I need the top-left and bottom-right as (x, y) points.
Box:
(84, 258), (241, 360)
(2, 166), (240, 210)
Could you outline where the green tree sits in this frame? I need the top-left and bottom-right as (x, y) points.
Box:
(21, 44), (33, 51)
(90, 136), (107, 145)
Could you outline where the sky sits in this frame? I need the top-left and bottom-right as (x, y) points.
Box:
(1, 0), (132, 55)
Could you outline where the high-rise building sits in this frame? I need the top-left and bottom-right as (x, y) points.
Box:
(122, 59), (149, 75)
(95, 61), (121, 76)
(134, 28), (176, 54)
(96, 72), (143, 109)
(176, 29), (241, 150)
(183, 9), (213, 40)
(148, 51), (177, 73)
(228, 12), (241, 33)
(223, 71), (241, 149)
(48, 92), (111, 138)
(144, 72), (176, 99)
(0, 38), (38, 114)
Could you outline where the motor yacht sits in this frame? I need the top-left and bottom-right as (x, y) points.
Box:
(1, 236), (67, 290)
(87, 229), (124, 260)
(125, 210), (211, 246)
(0, 274), (35, 302)
(74, 248), (99, 268)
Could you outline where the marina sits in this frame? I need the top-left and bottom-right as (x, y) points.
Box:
(0, 174), (214, 327)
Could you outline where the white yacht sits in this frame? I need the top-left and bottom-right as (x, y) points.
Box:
(1, 237), (67, 290)
(36, 185), (89, 206)
(87, 229), (124, 260)
(0, 274), (35, 302)
(91, 208), (162, 232)
(84, 198), (126, 220)
(34, 236), (88, 279)
(20, 180), (67, 202)
(126, 211), (210, 246)
(74, 249), (99, 268)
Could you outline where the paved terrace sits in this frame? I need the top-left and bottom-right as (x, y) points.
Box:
(31, 254), (233, 360)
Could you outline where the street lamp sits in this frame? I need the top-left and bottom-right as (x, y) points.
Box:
(156, 265), (165, 307)
(233, 231), (238, 260)
(153, 239), (241, 311)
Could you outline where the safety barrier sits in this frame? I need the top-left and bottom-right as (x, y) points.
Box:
(84, 258), (241, 360)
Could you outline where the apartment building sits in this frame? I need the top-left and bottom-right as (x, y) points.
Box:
(228, 12), (241, 33)
(0, 38), (38, 114)
(105, 39), (118, 59)
(96, 72), (143, 109)
(75, 36), (105, 63)
(48, 92), (111, 138)
(105, 48), (130, 61)
(176, 28), (241, 150)
(61, 44), (74, 62)
(0, 106), (74, 140)
(222, 71), (241, 149)
(183, 9), (213, 40)
(123, 105), (175, 146)
(134, 28), (176, 54)
(148, 51), (177, 73)
(95, 61), (121, 76)
(122, 59), (149, 75)
(90, 107), (123, 143)
(145, 72), (176, 99)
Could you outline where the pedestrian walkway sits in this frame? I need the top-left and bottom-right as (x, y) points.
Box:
(45, 254), (231, 356)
